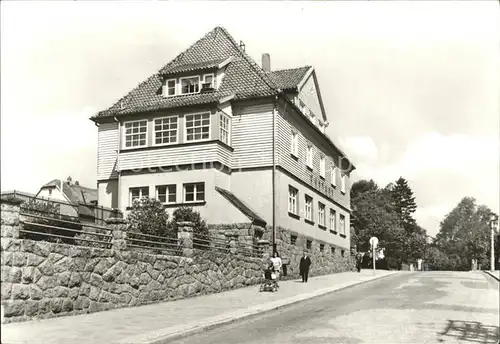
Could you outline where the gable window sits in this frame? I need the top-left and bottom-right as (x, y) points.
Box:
(319, 156), (326, 178)
(341, 173), (346, 194)
(340, 214), (346, 235)
(290, 131), (298, 157)
(306, 145), (313, 169)
(202, 74), (214, 89)
(180, 76), (200, 94)
(154, 117), (178, 145)
(219, 114), (230, 144)
(318, 202), (326, 227)
(156, 185), (176, 204)
(330, 209), (336, 232)
(166, 79), (176, 96)
(124, 120), (147, 148)
(129, 187), (149, 205)
(288, 186), (298, 215)
(184, 182), (205, 202)
(331, 166), (337, 187)
(185, 113), (210, 141)
(304, 195), (313, 222)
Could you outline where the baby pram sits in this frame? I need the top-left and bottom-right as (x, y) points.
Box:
(259, 267), (279, 292)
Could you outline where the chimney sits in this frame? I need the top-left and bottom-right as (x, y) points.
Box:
(262, 53), (271, 72)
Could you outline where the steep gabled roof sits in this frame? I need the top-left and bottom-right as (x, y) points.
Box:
(267, 66), (311, 91)
(93, 26), (278, 119)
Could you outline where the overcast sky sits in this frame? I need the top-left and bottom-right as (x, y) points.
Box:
(1, 1), (499, 236)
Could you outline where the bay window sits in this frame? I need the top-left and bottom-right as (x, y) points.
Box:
(185, 113), (210, 141)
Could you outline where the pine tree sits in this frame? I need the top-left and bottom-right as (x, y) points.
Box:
(389, 177), (417, 231)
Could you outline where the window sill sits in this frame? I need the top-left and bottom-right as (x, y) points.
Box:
(330, 230), (338, 235)
(163, 201), (207, 208)
(119, 139), (234, 153)
(288, 212), (300, 220)
(318, 225), (327, 231)
(340, 234), (347, 238)
(306, 166), (313, 172)
(290, 153), (299, 161)
(305, 219), (315, 226)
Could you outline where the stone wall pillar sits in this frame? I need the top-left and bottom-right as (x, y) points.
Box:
(1, 198), (22, 239)
(1, 198), (23, 323)
(177, 221), (193, 257)
(105, 218), (129, 251)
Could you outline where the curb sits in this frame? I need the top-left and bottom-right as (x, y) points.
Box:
(484, 270), (500, 282)
(119, 271), (398, 344)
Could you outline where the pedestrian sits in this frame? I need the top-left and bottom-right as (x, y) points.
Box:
(299, 251), (311, 283)
(270, 251), (282, 287)
(355, 252), (362, 273)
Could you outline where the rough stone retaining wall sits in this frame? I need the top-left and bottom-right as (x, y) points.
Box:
(1, 239), (266, 323)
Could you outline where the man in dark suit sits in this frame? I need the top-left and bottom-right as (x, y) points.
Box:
(299, 251), (311, 283)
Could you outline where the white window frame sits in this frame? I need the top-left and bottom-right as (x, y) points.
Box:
(183, 182), (205, 203)
(288, 186), (298, 215)
(318, 202), (325, 227)
(219, 113), (230, 145)
(180, 76), (200, 95)
(290, 131), (298, 157)
(340, 214), (346, 234)
(330, 209), (336, 232)
(129, 186), (149, 206)
(304, 195), (313, 221)
(156, 184), (176, 204)
(202, 73), (215, 89)
(341, 173), (346, 193)
(319, 156), (326, 178)
(331, 166), (337, 187)
(185, 112), (211, 142)
(165, 78), (177, 97)
(153, 116), (178, 146)
(123, 120), (148, 149)
(306, 145), (313, 168)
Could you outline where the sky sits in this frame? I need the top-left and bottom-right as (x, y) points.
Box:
(1, 1), (499, 237)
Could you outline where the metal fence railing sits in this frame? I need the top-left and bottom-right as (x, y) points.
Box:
(126, 231), (182, 256)
(19, 209), (113, 249)
(193, 233), (231, 253)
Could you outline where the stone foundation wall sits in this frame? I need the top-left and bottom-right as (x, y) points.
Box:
(1, 238), (266, 323)
(262, 226), (356, 278)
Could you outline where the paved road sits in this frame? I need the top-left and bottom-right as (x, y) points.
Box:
(170, 272), (499, 344)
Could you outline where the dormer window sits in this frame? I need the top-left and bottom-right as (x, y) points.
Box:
(202, 74), (214, 90)
(166, 79), (176, 96)
(180, 76), (200, 95)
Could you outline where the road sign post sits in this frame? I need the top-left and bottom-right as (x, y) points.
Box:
(369, 237), (378, 274)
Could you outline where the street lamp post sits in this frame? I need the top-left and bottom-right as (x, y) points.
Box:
(490, 214), (498, 272)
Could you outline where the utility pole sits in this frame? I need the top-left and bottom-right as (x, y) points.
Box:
(490, 214), (498, 272)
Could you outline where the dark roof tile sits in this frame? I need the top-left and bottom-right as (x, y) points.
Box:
(267, 66), (311, 91)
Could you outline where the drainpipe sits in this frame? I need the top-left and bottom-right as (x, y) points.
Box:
(114, 116), (121, 212)
(272, 94), (278, 255)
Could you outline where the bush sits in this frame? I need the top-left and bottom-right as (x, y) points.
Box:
(127, 198), (173, 237)
(171, 206), (209, 250)
(20, 199), (81, 244)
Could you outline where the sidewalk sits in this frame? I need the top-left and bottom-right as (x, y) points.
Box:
(1, 270), (397, 344)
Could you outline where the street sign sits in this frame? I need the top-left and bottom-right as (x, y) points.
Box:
(369, 237), (378, 247)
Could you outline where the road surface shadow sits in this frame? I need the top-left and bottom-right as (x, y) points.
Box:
(437, 320), (499, 343)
